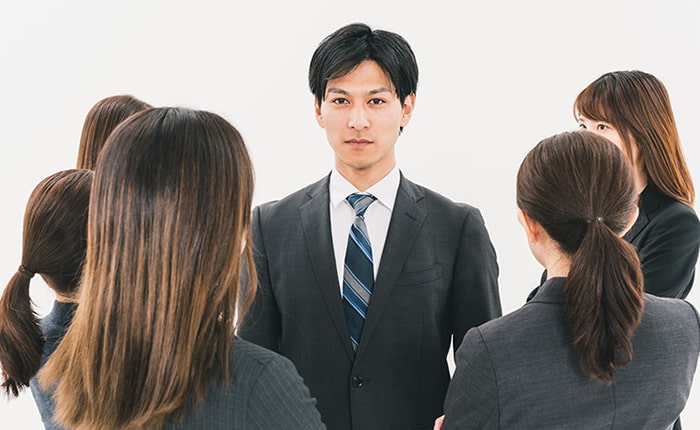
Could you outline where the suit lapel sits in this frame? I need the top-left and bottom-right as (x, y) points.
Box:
(356, 176), (426, 357)
(299, 175), (355, 361)
(624, 184), (661, 242)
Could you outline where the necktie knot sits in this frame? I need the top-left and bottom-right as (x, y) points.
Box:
(347, 193), (376, 217)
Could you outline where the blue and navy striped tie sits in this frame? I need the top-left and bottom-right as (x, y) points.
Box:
(343, 193), (377, 351)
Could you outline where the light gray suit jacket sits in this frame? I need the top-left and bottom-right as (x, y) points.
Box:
(443, 277), (700, 430)
(239, 173), (502, 430)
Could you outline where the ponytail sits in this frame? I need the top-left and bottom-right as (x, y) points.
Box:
(0, 268), (44, 397)
(0, 169), (92, 398)
(566, 220), (644, 384)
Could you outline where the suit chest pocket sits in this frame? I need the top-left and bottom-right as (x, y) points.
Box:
(395, 264), (443, 287)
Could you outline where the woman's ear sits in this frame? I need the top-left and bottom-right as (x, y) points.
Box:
(518, 209), (542, 244)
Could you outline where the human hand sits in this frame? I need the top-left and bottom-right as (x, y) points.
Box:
(433, 415), (444, 430)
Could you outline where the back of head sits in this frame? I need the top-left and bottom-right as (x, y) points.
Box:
(517, 131), (644, 383)
(41, 107), (257, 429)
(0, 169), (92, 397)
(308, 22), (419, 104)
(574, 70), (694, 205)
(76, 95), (152, 170)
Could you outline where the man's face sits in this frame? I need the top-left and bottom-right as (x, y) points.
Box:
(315, 60), (414, 184)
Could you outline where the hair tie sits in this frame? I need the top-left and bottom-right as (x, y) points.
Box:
(18, 265), (35, 278)
(587, 217), (604, 224)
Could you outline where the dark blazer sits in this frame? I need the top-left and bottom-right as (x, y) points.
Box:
(239, 173), (502, 430)
(166, 338), (325, 429)
(624, 182), (700, 299)
(443, 278), (700, 430)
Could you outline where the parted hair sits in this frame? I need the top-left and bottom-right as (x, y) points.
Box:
(0, 169), (92, 397)
(76, 94), (151, 170)
(309, 22), (419, 105)
(40, 107), (257, 429)
(517, 131), (644, 384)
(575, 70), (694, 206)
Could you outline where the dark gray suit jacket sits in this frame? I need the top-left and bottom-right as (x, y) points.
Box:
(166, 338), (325, 429)
(239, 173), (502, 430)
(443, 277), (700, 430)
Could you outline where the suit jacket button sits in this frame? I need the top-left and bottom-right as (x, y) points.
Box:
(352, 376), (363, 387)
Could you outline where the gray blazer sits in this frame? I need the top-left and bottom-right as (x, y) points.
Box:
(165, 338), (325, 429)
(443, 277), (700, 430)
(239, 173), (502, 430)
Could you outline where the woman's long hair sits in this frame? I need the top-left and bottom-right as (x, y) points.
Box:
(574, 70), (694, 206)
(0, 169), (92, 396)
(517, 131), (644, 384)
(40, 107), (258, 429)
(76, 95), (151, 170)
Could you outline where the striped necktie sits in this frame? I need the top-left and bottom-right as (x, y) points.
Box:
(343, 193), (377, 351)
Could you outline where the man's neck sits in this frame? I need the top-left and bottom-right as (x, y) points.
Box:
(337, 167), (394, 192)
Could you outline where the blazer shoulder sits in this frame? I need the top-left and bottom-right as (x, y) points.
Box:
(400, 176), (482, 216)
(643, 294), (700, 325)
(229, 338), (305, 388)
(254, 175), (330, 219)
(655, 199), (699, 226)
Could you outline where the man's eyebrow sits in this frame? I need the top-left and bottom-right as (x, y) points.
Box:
(325, 87), (393, 96)
(326, 87), (349, 96)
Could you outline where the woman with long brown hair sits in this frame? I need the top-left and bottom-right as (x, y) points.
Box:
(439, 132), (699, 429)
(0, 169), (92, 428)
(38, 107), (324, 429)
(574, 70), (699, 299)
(76, 94), (151, 170)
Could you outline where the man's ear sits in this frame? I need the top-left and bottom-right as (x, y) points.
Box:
(400, 93), (416, 128)
(314, 98), (325, 128)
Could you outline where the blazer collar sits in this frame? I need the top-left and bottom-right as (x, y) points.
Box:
(299, 173), (428, 361)
(623, 183), (663, 242)
(528, 277), (566, 304)
(299, 174), (357, 361)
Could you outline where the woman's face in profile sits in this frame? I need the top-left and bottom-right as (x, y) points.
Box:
(576, 114), (642, 163)
(576, 114), (646, 192)
(576, 115), (626, 152)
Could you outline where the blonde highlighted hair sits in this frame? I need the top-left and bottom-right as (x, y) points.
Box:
(40, 107), (257, 429)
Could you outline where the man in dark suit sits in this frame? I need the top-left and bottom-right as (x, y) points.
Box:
(239, 23), (502, 430)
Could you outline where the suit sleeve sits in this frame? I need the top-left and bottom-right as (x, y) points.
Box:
(238, 205), (282, 351)
(451, 207), (501, 352)
(638, 205), (700, 299)
(246, 353), (326, 429)
(442, 328), (498, 430)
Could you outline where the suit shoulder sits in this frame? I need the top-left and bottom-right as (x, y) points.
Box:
(404, 178), (481, 215)
(230, 338), (299, 380)
(643, 294), (699, 321)
(651, 197), (699, 227)
(255, 177), (328, 219)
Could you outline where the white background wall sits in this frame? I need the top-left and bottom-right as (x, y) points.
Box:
(1, 0), (699, 427)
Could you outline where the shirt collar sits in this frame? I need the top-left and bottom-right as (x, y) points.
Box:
(330, 167), (400, 211)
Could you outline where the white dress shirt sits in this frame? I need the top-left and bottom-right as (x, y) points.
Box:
(329, 167), (399, 294)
